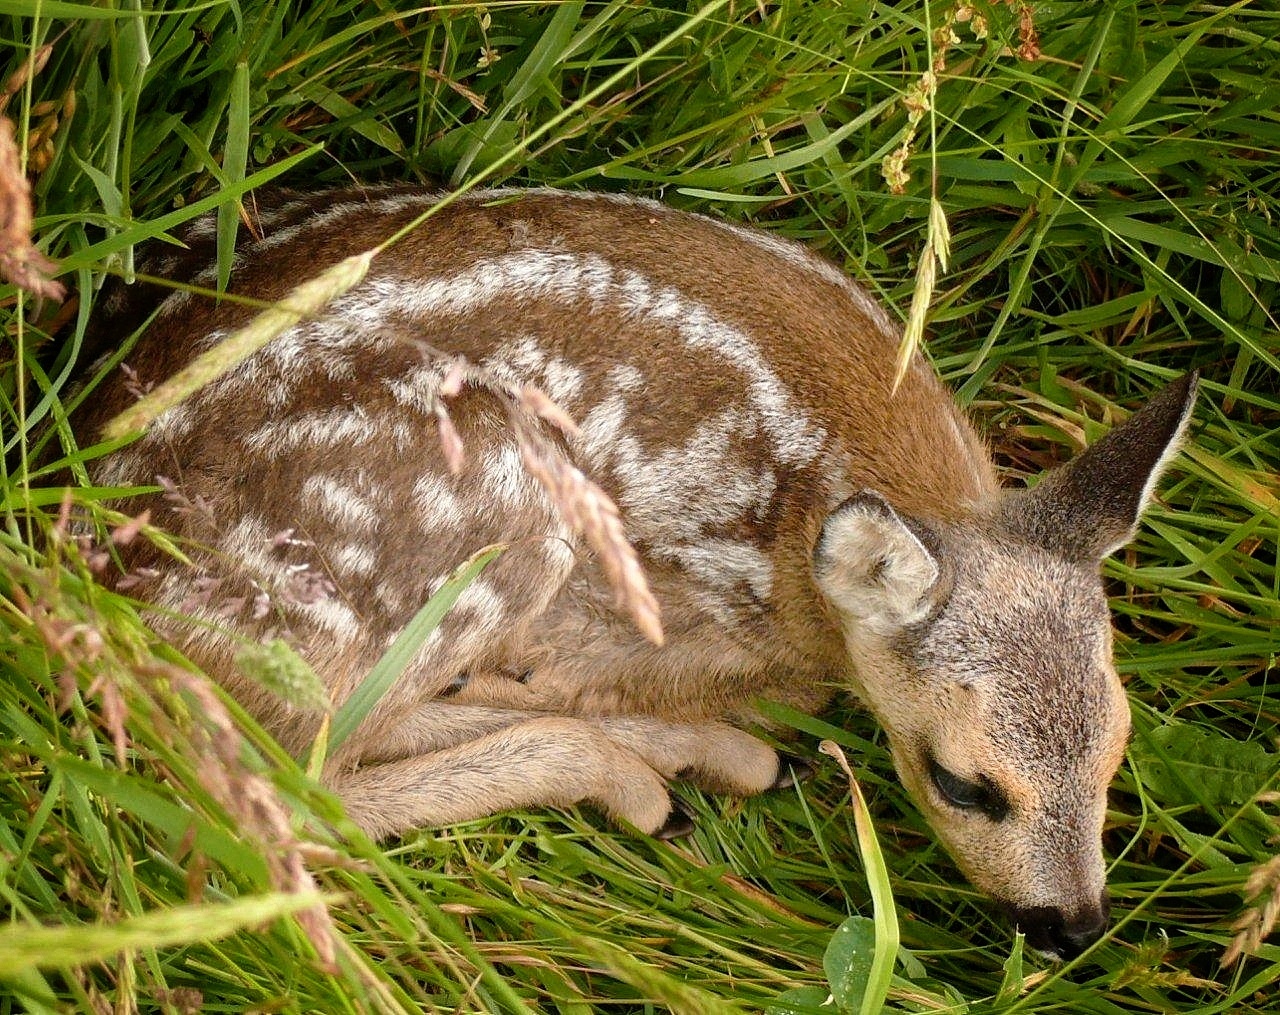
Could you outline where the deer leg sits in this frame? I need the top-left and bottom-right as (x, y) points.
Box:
(343, 702), (545, 765)
(593, 717), (808, 795)
(340, 700), (803, 821)
(329, 715), (684, 840)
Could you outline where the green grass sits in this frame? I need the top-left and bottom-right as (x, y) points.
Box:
(2, 1), (1278, 1012)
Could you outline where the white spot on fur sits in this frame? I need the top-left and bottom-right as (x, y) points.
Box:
(251, 193), (439, 256)
(690, 589), (745, 627)
(394, 571), (508, 672)
(412, 472), (465, 530)
(466, 187), (667, 217)
(666, 539), (774, 602)
(252, 197), (314, 230)
(386, 363), (444, 413)
(216, 518), (360, 636)
(259, 316), (385, 380)
(156, 256), (244, 318)
(541, 532), (576, 574)
(480, 444), (532, 508)
(608, 363), (644, 392)
(248, 209), (347, 254)
(614, 267), (822, 466)
(484, 336), (587, 408)
(296, 596), (361, 639)
(358, 251), (824, 467)
(195, 328), (230, 352)
(388, 419), (418, 452)
(375, 579), (408, 614)
(398, 624), (446, 672)
(577, 392), (629, 472)
(221, 515), (279, 574)
(149, 570), (188, 613)
(93, 451), (145, 490)
(490, 334), (546, 379)
(453, 577), (505, 619)
(302, 474), (379, 530)
(467, 187), (892, 333)
(243, 407), (377, 459)
(542, 357), (585, 406)
(332, 542), (378, 577)
(583, 406), (773, 545)
(145, 403), (195, 443)
(182, 215), (218, 241)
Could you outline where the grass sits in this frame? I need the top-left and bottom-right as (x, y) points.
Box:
(2, 0), (1278, 1011)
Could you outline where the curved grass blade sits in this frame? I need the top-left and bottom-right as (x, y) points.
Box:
(820, 740), (899, 1015)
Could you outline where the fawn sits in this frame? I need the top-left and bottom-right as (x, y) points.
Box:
(77, 185), (1197, 959)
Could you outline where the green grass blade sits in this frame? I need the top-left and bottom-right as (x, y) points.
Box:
(0, 893), (331, 977)
(327, 544), (505, 754)
(216, 59), (251, 293)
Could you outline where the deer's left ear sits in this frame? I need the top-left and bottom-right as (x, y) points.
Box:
(814, 491), (943, 636)
(1000, 373), (1198, 562)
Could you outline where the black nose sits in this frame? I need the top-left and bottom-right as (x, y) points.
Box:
(1009, 892), (1111, 960)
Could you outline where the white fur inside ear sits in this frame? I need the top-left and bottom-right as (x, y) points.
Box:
(1122, 386), (1196, 550)
(815, 496), (940, 636)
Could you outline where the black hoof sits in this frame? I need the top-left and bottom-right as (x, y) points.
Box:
(770, 753), (814, 791)
(653, 797), (696, 840)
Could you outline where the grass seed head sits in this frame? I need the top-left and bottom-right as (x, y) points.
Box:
(0, 116), (63, 299)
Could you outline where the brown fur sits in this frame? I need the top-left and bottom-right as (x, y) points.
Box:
(75, 186), (1196, 958)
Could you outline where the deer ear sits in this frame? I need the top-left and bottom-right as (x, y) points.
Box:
(815, 491), (942, 636)
(1001, 373), (1198, 562)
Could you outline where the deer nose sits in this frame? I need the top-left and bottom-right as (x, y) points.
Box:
(1009, 891), (1111, 960)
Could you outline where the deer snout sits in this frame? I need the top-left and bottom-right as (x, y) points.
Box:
(1007, 890), (1111, 961)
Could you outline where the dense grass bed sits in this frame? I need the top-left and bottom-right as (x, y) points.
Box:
(1, 2), (1277, 1012)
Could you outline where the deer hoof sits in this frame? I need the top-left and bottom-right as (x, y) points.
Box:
(770, 753), (814, 791)
(653, 797), (696, 840)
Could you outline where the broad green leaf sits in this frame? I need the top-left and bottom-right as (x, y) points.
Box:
(501, 1), (585, 109)
(824, 916), (877, 1014)
(1133, 724), (1278, 808)
(820, 741), (899, 1015)
(996, 932), (1026, 1003)
(768, 986), (835, 1014)
(452, 2), (585, 181)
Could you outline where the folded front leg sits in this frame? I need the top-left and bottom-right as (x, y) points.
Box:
(329, 716), (682, 840)
(346, 699), (800, 800)
(593, 717), (802, 796)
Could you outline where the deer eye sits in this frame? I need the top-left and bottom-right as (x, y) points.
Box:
(928, 755), (1010, 820)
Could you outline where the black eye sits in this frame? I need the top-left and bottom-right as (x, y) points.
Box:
(927, 755), (1010, 821)
(929, 759), (984, 807)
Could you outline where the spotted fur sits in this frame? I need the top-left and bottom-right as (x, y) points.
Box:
(76, 186), (1197, 959)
